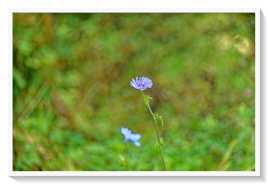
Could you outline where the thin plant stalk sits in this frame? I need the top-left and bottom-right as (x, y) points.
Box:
(123, 143), (130, 170)
(142, 93), (167, 170)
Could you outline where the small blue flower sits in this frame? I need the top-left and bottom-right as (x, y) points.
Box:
(130, 76), (153, 91)
(121, 127), (142, 147)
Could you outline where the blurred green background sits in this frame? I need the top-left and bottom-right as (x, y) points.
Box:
(13, 13), (255, 171)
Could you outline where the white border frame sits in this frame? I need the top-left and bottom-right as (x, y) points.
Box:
(9, 9), (260, 177)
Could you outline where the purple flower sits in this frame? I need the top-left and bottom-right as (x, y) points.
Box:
(130, 76), (153, 91)
(121, 127), (142, 147)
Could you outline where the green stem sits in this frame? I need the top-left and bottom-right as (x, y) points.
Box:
(143, 94), (167, 170)
(123, 143), (129, 170)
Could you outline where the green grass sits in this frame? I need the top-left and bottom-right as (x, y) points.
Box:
(13, 13), (255, 171)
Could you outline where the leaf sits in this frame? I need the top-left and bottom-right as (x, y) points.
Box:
(155, 114), (165, 128)
(143, 94), (153, 106)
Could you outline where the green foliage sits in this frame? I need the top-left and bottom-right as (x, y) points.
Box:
(13, 13), (255, 171)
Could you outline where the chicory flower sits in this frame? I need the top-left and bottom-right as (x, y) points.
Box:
(130, 76), (153, 91)
(121, 127), (142, 147)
